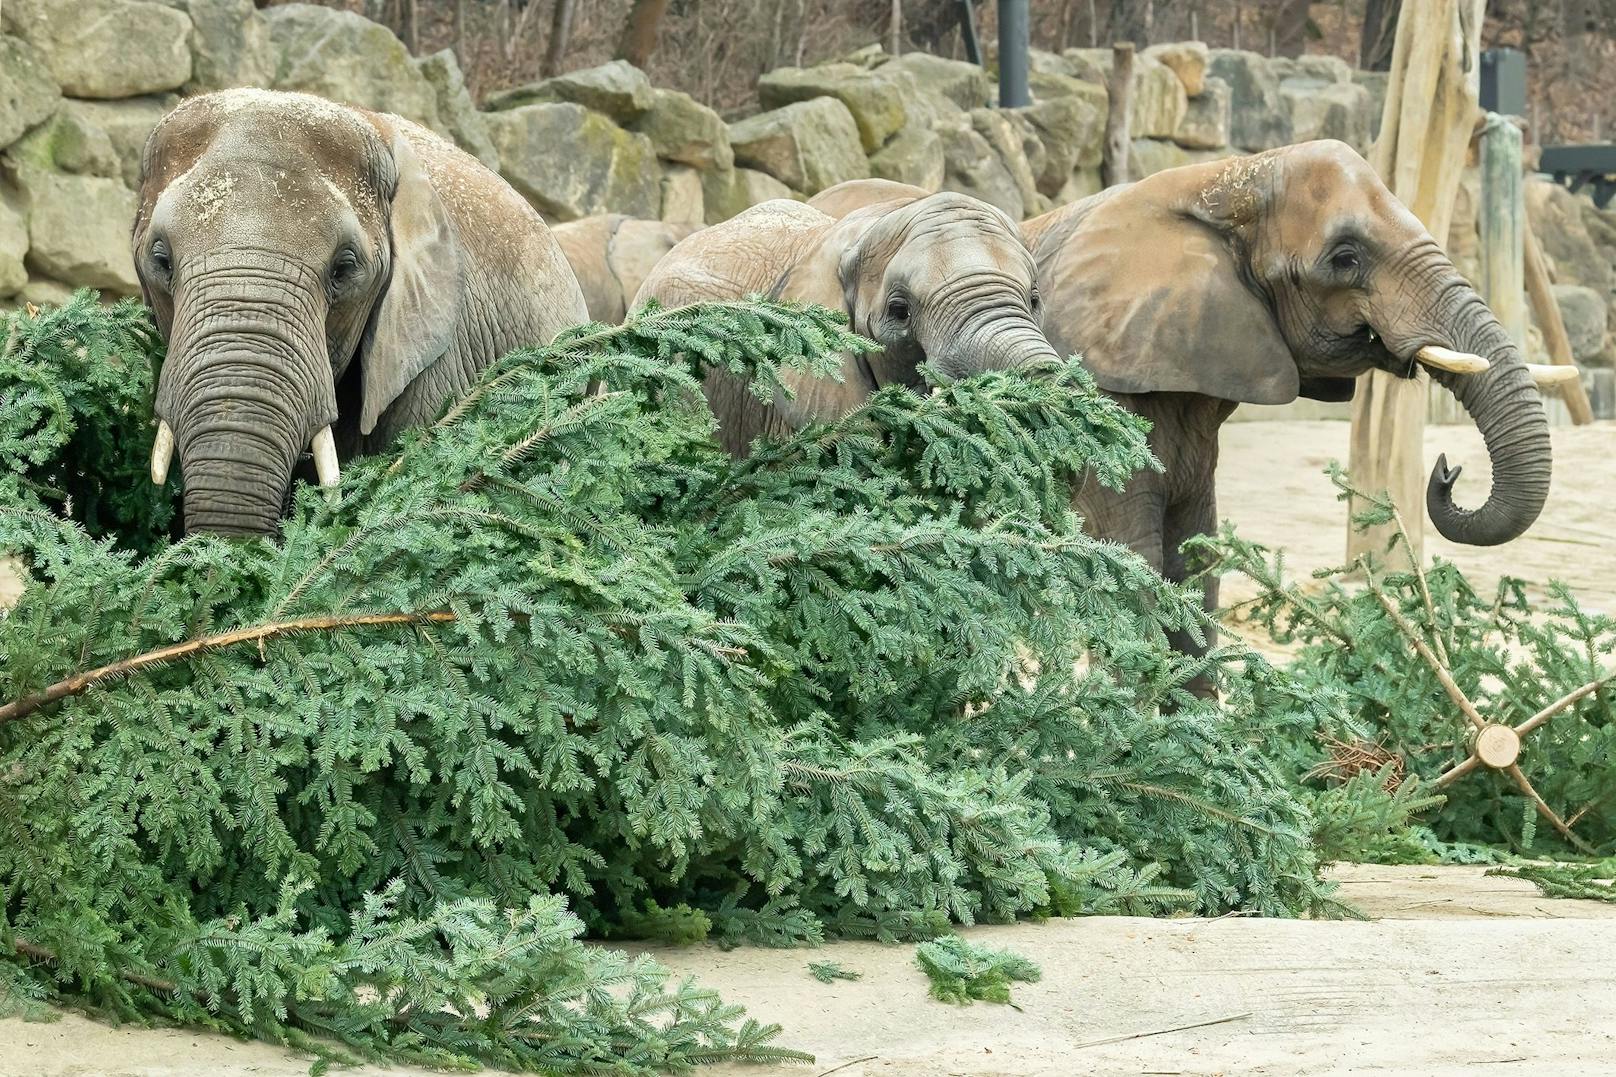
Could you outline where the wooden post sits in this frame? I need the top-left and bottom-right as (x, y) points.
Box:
(1346, 0), (1483, 569)
(1102, 43), (1134, 188)
(1524, 226), (1596, 424)
(1477, 114), (1526, 345)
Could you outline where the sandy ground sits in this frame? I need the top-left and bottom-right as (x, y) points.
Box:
(5, 865), (1615, 1077)
(5, 420), (1616, 1076)
(1216, 418), (1616, 615)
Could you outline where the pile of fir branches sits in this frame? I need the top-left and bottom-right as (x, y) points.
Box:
(1192, 466), (1616, 863)
(0, 294), (1335, 1068)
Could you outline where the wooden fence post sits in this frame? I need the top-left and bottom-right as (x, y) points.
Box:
(1477, 114), (1526, 345)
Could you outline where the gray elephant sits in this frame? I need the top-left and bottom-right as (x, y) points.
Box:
(552, 214), (699, 324)
(632, 191), (1059, 455)
(814, 143), (1553, 663)
(133, 89), (589, 535)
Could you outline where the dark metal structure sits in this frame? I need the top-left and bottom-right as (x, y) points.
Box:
(996, 0), (1030, 108)
(1539, 144), (1616, 209)
(1479, 48), (1527, 118)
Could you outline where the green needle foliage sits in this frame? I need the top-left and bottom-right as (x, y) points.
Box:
(913, 936), (1040, 1005)
(1489, 859), (1616, 903)
(807, 960), (861, 984)
(1, 295), (1335, 1067)
(0, 292), (179, 552)
(1191, 464), (1616, 860)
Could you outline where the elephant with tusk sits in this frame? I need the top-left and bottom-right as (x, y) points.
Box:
(812, 141), (1555, 671)
(134, 88), (589, 536)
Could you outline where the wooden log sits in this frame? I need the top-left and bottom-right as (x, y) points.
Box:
(1347, 0), (1484, 569)
(1101, 43), (1134, 188)
(1524, 223), (1596, 424)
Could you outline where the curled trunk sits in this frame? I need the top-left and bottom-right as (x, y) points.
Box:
(1422, 292), (1551, 546)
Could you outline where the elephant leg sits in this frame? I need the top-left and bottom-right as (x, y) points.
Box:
(1161, 485), (1220, 696)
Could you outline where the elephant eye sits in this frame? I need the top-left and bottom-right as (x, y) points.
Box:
(1331, 247), (1361, 272)
(1029, 289), (1041, 313)
(329, 247), (361, 286)
(149, 239), (172, 280)
(886, 295), (910, 322)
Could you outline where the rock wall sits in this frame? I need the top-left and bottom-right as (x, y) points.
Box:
(2, 0), (1614, 405)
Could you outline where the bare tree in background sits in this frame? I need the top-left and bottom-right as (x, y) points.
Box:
(617, 0), (671, 68)
(544, 0), (577, 76)
(1270, 0), (1311, 56)
(888, 0), (903, 56)
(1359, 0), (1401, 69)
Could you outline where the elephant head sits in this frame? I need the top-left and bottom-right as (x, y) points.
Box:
(1028, 140), (1552, 547)
(133, 89), (586, 535)
(635, 192), (1058, 454)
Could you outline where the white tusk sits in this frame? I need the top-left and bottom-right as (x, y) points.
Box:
(1415, 345), (1490, 375)
(151, 420), (174, 485)
(1528, 363), (1581, 389)
(310, 426), (340, 487)
(930, 386), (943, 397)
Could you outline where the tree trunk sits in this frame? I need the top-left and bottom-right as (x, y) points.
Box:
(1271, 0), (1309, 57)
(543, 0), (577, 78)
(617, 0), (671, 70)
(1346, 0), (1485, 567)
(1360, 0), (1402, 71)
(1101, 42), (1134, 187)
(399, 0), (418, 54)
(888, 0), (902, 56)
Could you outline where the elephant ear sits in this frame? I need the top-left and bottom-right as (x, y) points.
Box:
(360, 126), (465, 436)
(1035, 170), (1297, 405)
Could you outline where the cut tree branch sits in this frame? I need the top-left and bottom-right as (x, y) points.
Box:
(0, 611), (456, 727)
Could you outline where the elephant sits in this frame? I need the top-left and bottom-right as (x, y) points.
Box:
(552, 214), (699, 324)
(812, 143), (1553, 664)
(133, 88), (589, 535)
(631, 191), (1060, 456)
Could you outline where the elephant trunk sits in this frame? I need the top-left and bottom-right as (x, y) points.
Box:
(1419, 288), (1551, 547)
(925, 282), (1062, 378)
(155, 254), (338, 536)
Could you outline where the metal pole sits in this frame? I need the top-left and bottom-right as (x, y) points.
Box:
(998, 0), (1030, 107)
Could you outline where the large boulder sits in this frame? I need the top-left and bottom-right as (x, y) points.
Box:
(59, 97), (177, 189)
(4, 108), (122, 180)
(728, 98), (868, 195)
(1208, 49), (1289, 151)
(1552, 284), (1608, 361)
(415, 50), (499, 171)
(1013, 93), (1105, 195)
(937, 119), (1023, 220)
(1174, 75), (1231, 150)
(263, 4), (442, 133)
(484, 61), (653, 124)
(1128, 138), (1191, 179)
(701, 166), (797, 224)
(486, 103), (660, 222)
(869, 126), (945, 190)
(633, 88), (733, 171)
(659, 164), (704, 224)
(972, 109), (1045, 215)
(12, 165), (140, 293)
(1130, 57), (1189, 140)
(1144, 41), (1209, 97)
(1061, 48), (1111, 84)
(0, 35), (61, 148)
(1272, 54), (1353, 84)
(0, 190), (26, 298)
(155, 0), (274, 93)
(1281, 77), (1371, 152)
(2, 0), (191, 99)
(1526, 179), (1614, 298)
(885, 52), (990, 111)
(758, 62), (911, 153)
(1354, 70), (1389, 142)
